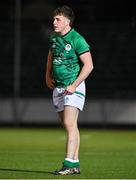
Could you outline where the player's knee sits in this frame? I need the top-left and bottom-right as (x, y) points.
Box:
(64, 121), (76, 132)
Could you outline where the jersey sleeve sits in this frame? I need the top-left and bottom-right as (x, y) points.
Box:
(74, 35), (90, 56)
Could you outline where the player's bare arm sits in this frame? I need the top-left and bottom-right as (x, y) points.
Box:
(46, 51), (55, 89)
(65, 52), (93, 94)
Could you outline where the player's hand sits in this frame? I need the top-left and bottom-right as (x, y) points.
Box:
(64, 85), (76, 95)
(46, 76), (55, 90)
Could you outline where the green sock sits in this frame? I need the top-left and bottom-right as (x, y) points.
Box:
(73, 162), (80, 167)
(63, 160), (73, 168)
(63, 159), (80, 168)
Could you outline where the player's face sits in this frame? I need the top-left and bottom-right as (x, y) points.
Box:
(53, 15), (70, 35)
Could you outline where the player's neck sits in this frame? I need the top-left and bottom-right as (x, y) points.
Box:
(59, 26), (71, 36)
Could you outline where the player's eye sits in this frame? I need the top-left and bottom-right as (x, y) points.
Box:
(56, 18), (60, 21)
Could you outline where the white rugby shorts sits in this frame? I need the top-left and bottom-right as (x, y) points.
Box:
(52, 81), (86, 112)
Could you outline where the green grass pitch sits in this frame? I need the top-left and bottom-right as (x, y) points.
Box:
(0, 127), (136, 179)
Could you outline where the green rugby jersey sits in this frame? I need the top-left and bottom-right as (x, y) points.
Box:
(49, 28), (90, 87)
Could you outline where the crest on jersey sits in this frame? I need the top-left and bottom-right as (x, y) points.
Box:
(65, 44), (71, 51)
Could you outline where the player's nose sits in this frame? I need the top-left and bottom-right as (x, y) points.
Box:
(53, 19), (57, 25)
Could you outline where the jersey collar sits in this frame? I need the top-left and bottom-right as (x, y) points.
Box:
(62, 28), (73, 38)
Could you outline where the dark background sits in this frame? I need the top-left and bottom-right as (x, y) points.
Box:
(0, 0), (136, 99)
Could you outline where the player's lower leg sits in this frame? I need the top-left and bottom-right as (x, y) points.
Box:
(54, 106), (80, 175)
(73, 128), (80, 160)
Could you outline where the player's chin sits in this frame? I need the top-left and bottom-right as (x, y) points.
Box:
(54, 28), (60, 33)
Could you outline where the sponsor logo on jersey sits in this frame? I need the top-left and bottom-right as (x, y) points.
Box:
(53, 58), (62, 64)
(52, 43), (56, 48)
(60, 52), (65, 58)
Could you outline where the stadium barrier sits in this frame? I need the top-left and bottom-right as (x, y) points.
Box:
(0, 99), (136, 126)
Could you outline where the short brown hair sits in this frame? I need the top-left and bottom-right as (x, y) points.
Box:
(53, 5), (75, 26)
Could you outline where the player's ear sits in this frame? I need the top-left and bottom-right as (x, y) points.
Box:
(65, 19), (70, 25)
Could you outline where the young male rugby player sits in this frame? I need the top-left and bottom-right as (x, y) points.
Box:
(46, 5), (94, 175)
